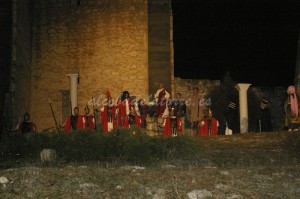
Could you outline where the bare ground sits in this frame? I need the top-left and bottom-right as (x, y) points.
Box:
(0, 131), (300, 199)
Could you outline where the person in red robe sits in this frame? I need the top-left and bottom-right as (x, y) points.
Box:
(83, 105), (95, 131)
(163, 107), (182, 138)
(100, 91), (117, 133)
(65, 106), (84, 133)
(117, 91), (131, 129)
(199, 108), (219, 136)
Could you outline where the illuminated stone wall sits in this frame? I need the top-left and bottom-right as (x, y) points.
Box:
(30, 0), (149, 130)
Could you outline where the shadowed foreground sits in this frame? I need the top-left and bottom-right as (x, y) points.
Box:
(0, 131), (300, 198)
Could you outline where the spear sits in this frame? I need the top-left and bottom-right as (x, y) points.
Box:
(49, 99), (59, 131)
(92, 97), (97, 132)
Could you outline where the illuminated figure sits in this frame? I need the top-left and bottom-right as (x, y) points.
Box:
(65, 107), (84, 133)
(199, 108), (219, 136)
(100, 90), (117, 133)
(284, 85), (300, 131)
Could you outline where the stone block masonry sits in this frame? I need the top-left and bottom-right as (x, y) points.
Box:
(30, 0), (149, 130)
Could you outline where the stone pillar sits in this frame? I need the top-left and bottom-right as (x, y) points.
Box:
(67, 73), (79, 114)
(169, 1), (175, 98)
(235, 83), (251, 133)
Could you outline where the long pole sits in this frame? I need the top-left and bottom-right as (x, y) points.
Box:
(49, 99), (59, 131)
(92, 97), (97, 132)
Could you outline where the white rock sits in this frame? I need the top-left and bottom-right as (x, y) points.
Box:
(0, 177), (9, 184)
(134, 166), (146, 170)
(220, 170), (230, 175)
(116, 185), (123, 190)
(153, 188), (166, 199)
(215, 183), (225, 189)
(121, 165), (146, 171)
(187, 189), (213, 199)
(161, 164), (176, 169)
(80, 183), (96, 189)
(227, 194), (243, 199)
(40, 149), (56, 163)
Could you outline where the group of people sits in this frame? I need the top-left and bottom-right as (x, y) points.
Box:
(64, 106), (95, 132)
(12, 84), (300, 135)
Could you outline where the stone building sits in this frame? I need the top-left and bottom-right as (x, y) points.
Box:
(1, 0), (174, 131)
(0, 0), (299, 132)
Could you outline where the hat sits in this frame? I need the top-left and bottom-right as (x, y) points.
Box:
(228, 102), (236, 109)
(105, 90), (111, 98)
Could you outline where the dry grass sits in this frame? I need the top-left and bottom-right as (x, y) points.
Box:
(1, 131), (300, 199)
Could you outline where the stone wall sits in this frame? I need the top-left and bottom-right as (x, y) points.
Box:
(0, 0), (12, 111)
(30, 0), (149, 130)
(174, 77), (287, 131)
(174, 77), (220, 99)
(6, 0), (32, 128)
(148, 0), (172, 95)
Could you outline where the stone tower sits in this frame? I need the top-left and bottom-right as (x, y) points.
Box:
(3, 0), (174, 131)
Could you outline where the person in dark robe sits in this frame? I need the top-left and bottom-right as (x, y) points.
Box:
(65, 106), (84, 133)
(117, 91), (131, 129)
(128, 106), (141, 128)
(224, 101), (239, 135)
(138, 99), (148, 128)
(257, 99), (273, 132)
(15, 112), (37, 134)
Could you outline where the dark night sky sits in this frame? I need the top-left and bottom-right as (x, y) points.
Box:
(172, 0), (300, 87)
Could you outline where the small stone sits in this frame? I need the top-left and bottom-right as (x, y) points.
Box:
(0, 177), (9, 184)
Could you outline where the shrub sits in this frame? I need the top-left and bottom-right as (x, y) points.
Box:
(0, 129), (201, 165)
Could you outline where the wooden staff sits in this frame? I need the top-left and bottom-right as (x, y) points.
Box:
(49, 99), (59, 131)
(92, 97), (97, 132)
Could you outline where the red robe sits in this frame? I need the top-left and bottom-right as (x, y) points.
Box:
(65, 115), (84, 133)
(83, 115), (95, 131)
(101, 105), (117, 133)
(163, 117), (182, 138)
(199, 117), (218, 136)
(117, 98), (131, 129)
(129, 114), (141, 127)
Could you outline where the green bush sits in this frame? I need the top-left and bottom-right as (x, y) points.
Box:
(0, 129), (201, 165)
